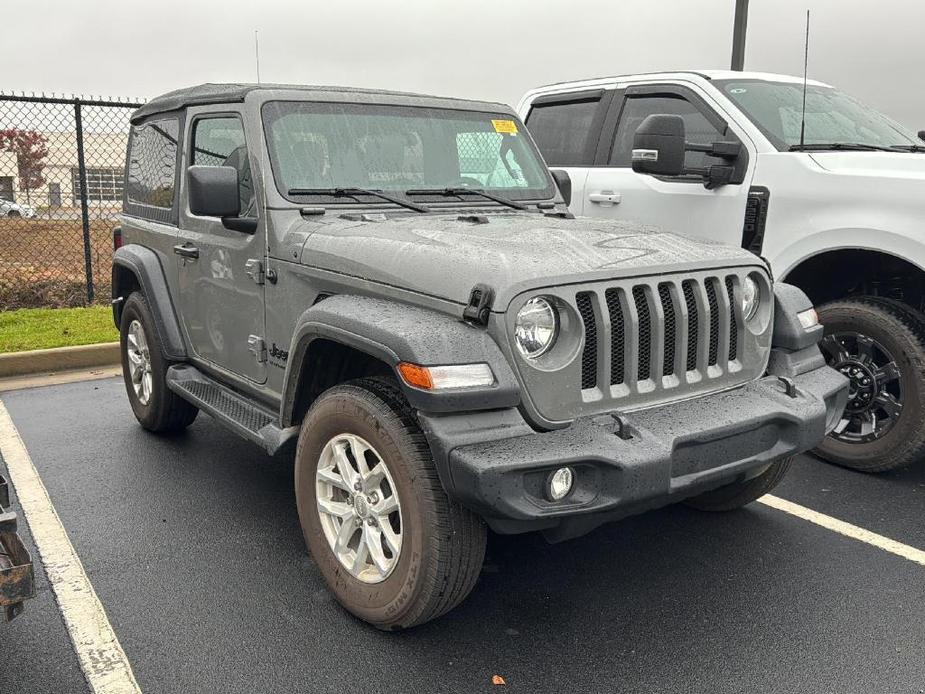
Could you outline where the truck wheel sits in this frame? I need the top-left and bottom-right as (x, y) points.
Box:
(685, 459), (792, 512)
(294, 378), (487, 630)
(815, 297), (925, 472)
(119, 292), (198, 433)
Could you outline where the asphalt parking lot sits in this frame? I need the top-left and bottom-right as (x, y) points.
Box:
(2, 375), (925, 693)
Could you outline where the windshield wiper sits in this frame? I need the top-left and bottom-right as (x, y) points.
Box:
(888, 144), (925, 153)
(405, 187), (528, 211)
(788, 142), (897, 152)
(287, 187), (431, 213)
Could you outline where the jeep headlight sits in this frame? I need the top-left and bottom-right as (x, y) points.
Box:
(742, 275), (760, 321)
(515, 297), (558, 358)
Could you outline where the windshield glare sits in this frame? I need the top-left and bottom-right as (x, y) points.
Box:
(715, 79), (920, 150)
(262, 101), (553, 202)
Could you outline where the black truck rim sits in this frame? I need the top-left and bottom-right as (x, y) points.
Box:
(820, 331), (903, 444)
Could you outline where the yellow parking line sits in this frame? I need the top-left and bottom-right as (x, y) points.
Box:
(0, 400), (141, 694)
(760, 494), (925, 567)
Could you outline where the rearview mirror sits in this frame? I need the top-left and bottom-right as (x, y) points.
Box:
(188, 165), (240, 218)
(631, 114), (686, 177)
(550, 169), (572, 206)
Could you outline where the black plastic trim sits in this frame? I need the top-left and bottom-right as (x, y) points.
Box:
(742, 186), (770, 254)
(112, 244), (188, 360)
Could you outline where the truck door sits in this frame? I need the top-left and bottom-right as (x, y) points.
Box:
(582, 84), (752, 247)
(176, 110), (267, 384)
(524, 90), (614, 216)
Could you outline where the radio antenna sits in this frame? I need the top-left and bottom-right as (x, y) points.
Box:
(798, 10), (810, 149)
(255, 30), (261, 84)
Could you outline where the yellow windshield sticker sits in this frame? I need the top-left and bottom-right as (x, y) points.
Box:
(491, 119), (518, 134)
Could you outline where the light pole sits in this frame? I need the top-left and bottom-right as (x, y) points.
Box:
(731, 0), (749, 71)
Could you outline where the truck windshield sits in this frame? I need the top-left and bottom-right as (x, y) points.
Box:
(262, 101), (554, 204)
(714, 79), (920, 152)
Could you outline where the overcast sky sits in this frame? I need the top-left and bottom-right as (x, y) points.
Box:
(4, 0), (923, 128)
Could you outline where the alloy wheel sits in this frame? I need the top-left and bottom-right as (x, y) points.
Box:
(820, 331), (903, 443)
(315, 434), (403, 584)
(126, 319), (153, 405)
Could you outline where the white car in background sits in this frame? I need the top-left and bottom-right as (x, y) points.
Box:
(0, 198), (36, 218)
(519, 70), (925, 473)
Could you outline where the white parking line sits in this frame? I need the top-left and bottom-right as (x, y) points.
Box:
(0, 400), (141, 694)
(760, 494), (925, 567)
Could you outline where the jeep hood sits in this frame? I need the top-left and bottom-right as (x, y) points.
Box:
(809, 151), (925, 179)
(295, 213), (761, 308)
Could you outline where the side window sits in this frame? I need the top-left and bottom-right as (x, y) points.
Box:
(126, 118), (179, 218)
(191, 116), (254, 216)
(525, 96), (601, 166)
(610, 95), (726, 170)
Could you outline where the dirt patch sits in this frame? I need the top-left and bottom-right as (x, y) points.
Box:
(0, 218), (116, 309)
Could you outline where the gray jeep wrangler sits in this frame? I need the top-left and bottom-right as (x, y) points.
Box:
(112, 83), (847, 629)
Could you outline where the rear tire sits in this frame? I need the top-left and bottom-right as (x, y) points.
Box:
(295, 378), (487, 630)
(815, 297), (925, 472)
(119, 292), (198, 433)
(685, 459), (792, 512)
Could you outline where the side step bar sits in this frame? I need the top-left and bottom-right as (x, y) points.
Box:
(166, 364), (299, 456)
(0, 474), (35, 621)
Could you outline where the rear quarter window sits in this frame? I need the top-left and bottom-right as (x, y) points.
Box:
(125, 117), (180, 223)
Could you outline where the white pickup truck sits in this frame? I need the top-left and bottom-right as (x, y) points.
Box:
(519, 70), (925, 472)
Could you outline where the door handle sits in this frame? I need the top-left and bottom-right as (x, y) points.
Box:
(173, 243), (199, 259)
(588, 192), (622, 206)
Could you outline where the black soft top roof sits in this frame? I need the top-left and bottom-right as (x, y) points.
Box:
(131, 83), (510, 124)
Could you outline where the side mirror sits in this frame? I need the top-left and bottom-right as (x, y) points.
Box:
(188, 165), (240, 218)
(550, 169), (572, 206)
(632, 114), (686, 177)
(632, 114), (742, 189)
(918, 130), (925, 143)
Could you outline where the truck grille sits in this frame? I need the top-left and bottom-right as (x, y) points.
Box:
(575, 271), (749, 400)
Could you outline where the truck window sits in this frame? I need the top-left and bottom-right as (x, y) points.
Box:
(610, 96), (725, 170)
(525, 96), (601, 166)
(125, 118), (179, 220)
(714, 79), (920, 151)
(191, 116), (255, 216)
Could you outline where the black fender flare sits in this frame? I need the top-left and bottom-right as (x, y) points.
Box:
(280, 294), (521, 426)
(112, 244), (187, 360)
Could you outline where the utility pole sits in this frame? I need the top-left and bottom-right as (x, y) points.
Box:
(731, 0), (749, 71)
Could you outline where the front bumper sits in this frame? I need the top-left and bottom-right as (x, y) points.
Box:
(420, 365), (847, 540)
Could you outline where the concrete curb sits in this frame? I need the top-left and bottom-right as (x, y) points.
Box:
(0, 343), (121, 378)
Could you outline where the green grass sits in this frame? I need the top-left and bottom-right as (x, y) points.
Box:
(0, 306), (119, 353)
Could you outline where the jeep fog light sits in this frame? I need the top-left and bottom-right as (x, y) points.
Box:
(742, 275), (760, 321)
(797, 308), (819, 330)
(546, 467), (574, 501)
(515, 297), (559, 358)
(398, 362), (494, 390)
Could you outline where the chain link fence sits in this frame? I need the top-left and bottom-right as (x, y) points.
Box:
(0, 93), (143, 310)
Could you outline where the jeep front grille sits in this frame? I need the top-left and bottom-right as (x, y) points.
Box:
(576, 272), (749, 399)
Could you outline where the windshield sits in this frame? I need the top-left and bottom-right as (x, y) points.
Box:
(262, 101), (553, 203)
(714, 79), (920, 151)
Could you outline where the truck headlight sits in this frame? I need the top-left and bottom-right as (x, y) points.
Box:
(742, 275), (760, 321)
(515, 297), (558, 358)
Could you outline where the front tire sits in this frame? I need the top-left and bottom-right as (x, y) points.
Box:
(815, 297), (925, 472)
(119, 292), (198, 433)
(294, 378), (487, 630)
(685, 459), (792, 512)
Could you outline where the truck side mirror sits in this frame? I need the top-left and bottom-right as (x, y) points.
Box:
(188, 165), (240, 218)
(632, 114), (686, 177)
(550, 169), (572, 206)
